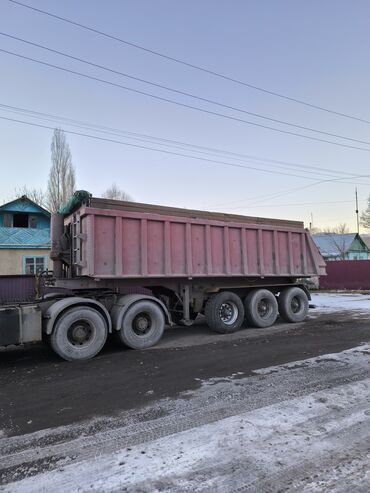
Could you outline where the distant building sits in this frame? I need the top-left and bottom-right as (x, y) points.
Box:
(312, 233), (369, 261)
(0, 196), (51, 275)
(361, 234), (370, 259)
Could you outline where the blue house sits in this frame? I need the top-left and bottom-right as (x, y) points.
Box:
(312, 233), (369, 261)
(0, 196), (51, 275)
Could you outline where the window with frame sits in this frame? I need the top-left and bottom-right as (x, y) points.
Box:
(13, 213), (29, 228)
(23, 256), (47, 275)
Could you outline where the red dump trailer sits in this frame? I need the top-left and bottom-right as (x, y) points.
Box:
(0, 193), (325, 361)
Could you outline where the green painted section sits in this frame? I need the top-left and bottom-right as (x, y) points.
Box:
(346, 236), (369, 260)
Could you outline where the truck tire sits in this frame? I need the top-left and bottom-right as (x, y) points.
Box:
(278, 287), (309, 323)
(116, 300), (165, 349)
(50, 306), (108, 361)
(205, 291), (244, 333)
(244, 289), (278, 328)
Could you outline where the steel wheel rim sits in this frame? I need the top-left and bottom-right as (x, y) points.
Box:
(257, 298), (273, 319)
(219, 301), (238, 325)
(67, 320), (95, 347)
(132, 312), (152, 336)
(290, 296), (301, 313)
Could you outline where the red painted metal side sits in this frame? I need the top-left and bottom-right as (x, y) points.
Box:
(75, 206), (325, 279)
(319, 260), (370, 290)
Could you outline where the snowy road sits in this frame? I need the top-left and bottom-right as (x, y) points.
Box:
(0, 292), (369, 492)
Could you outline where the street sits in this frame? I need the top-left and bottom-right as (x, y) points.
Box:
(0, 292), (369, 492)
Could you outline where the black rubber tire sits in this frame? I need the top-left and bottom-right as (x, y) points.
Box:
(204, 291), (244, 334)
(278, 287), (309, 323)
(117, 301), (165, 349)
(50, 306), (108, 361)
(244, 289), (278, 328)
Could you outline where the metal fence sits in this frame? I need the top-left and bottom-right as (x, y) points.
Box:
(0, 275), (36, 303)
(320, 260), (370, 290)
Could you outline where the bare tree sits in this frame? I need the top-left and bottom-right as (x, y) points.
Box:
(323, 223), (349, 235)
(360, 194), (370, 231)
(14, 186), (47, 209)
(47, 128), (76, 213)
(102, 183), (132, 201)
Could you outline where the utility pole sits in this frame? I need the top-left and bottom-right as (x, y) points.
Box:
(355, 188), (359, 234)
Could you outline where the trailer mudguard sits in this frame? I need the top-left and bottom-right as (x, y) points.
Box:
(43, 297), (112, 335)
(110, 294), (172, 331)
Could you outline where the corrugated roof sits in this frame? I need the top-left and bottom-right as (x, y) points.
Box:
(312, 233), (358, 257)
(0, 227), (50, 249)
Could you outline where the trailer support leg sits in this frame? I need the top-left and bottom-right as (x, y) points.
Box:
(181, 285), (192, 326)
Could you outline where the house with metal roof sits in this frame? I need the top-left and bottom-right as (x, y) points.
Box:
(312, 233), (369, 261)
(361, 234), (370, 259)
(0, 196), (52, 275)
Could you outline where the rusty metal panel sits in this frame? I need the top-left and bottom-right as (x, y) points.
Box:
(71, 205), (325, 279)
(229, 227), (242, 274)
(245, 229), (259, 275)
(122, 218), (141, 276)
(262, 230), (274, 275)
(170, 222), (186, 275)
(147, 220), (165, 275)
(277, 231), (289, 274)
(210, 226), (225, 275)
(191, 224), (206, 275)
(320, 260), (370, 290)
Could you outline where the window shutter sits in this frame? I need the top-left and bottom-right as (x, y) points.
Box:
(3, 213), (12, 227)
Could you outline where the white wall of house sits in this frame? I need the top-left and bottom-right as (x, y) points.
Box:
(0, 249), (52, 275)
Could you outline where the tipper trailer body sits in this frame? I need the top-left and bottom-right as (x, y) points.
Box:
(0, 194), (326, 360)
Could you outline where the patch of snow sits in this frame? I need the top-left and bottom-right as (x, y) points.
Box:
(310, 292), (370, 314)
(253, 343), (370, 375)
(3, 345), (370, 493)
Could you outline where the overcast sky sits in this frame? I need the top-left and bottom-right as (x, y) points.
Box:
(1, 0), (370, 230)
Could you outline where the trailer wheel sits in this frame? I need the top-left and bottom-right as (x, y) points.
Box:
(205, 291), (244, 333)
(117, 301), (165, 349)
(278, 287), (309, 323)
(50, 306), (108, 361)
(244, 289), (278, 328)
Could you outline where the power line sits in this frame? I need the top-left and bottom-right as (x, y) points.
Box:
(221, 199), (365, 210)
(2, 32), (370, 148)
(208, 174), (370, 209)
(7, 0), (370, 126)
(0, 114), (346, 181)
(2, 48), (370, 153)
(2, 113), (368, 212)
(2, 102), (369, 183)
(1, 102), (370, 185)
(3, 114), (370, 203)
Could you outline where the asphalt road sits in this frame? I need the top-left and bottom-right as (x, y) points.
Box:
(0, 305), (369, 492)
